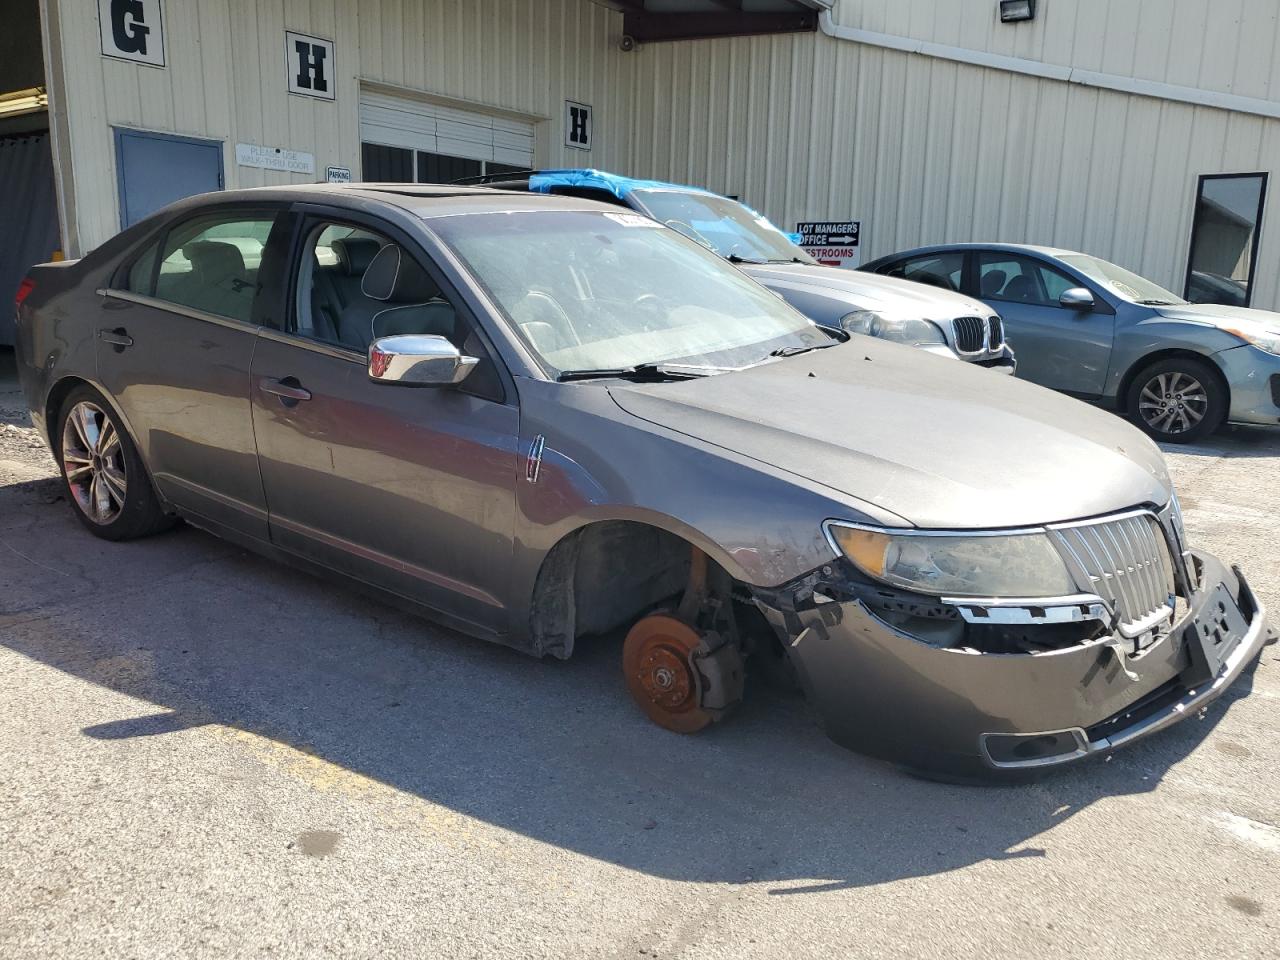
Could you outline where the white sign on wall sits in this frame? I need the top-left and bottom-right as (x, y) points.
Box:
(565, 100), (592, 150)
(235, 143), (316, 175)
(98, 0), (166, 67)
(796, 220), (861, 269)
(286, 30), (336, 101)
(325, 166), (352, 183)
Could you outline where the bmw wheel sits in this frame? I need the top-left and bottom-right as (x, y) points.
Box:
(57, 385), (172, 540)
(1126, 357), (1227, 444)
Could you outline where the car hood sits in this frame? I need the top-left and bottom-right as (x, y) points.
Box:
(1154, 302), (1280, 334)
(742, 263), (993, 321)
(607, 339), (1171, 530)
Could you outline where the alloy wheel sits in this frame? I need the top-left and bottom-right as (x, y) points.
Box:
(1136, 371), (1209, 436)
(61, 401), (128, 524)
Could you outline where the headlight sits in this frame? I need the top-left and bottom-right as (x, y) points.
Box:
(1223, 325), (1280, 356)
(827, 523), (1077, 598)
(839, 311), (946, 347)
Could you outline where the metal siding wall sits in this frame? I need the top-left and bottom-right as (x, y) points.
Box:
(52, 0), (630, 254)
(623, 28), (1280, 310)
(831, 0), (1280, 102)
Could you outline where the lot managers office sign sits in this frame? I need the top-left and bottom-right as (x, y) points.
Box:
(797, 221), (861, 269)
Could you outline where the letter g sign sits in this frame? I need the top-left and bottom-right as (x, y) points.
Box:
(98, 0), (166, 67)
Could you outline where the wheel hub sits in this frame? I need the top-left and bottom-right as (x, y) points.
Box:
(622, 614), (713, 734)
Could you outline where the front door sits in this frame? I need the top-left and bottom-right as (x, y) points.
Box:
(972, 251), (1115, 396)
(249, 215), (519, 634)
(95, 207), (287, 538)
(114, 128), (224, 228)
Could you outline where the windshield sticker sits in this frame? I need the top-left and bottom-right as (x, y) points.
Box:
(604, 212), (662, 229)
(1111, 281), (1142, 299)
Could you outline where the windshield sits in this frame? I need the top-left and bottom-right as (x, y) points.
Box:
(628, 189), (816, 265)
(431, 210), (831, 376)
(1058, 253), (1186, 305)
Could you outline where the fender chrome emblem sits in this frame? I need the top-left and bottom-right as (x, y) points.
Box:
(525, 434), (545, 484)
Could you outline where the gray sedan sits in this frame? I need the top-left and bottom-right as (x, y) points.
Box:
(13, 185), (1269, 778)
(863, 243), (1280, 442)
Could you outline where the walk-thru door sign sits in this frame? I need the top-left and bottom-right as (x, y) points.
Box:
(796, 221), (861, 269)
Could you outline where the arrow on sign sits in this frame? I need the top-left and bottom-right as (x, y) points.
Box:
(826, 234), (858, 243)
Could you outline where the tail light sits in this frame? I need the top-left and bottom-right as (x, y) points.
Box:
(14, 276), (35, 309)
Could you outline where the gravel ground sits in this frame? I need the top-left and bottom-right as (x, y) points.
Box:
(1, 347), (1278, 960)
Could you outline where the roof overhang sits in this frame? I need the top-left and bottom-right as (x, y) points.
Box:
(607, 1), (830, 44)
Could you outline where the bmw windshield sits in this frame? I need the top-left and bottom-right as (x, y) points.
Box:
(628, 189), (816, 266)
(432, 210), (833, 378)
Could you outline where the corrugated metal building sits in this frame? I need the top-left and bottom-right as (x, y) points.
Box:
(12, 0), (1280, 312)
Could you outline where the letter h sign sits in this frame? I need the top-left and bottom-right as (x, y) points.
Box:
(565, 101), (592, 151)
(286, 31), (336, 101)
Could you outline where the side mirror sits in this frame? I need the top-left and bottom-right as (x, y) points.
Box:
(1059, 287), (1095, 311)
(368, 334), (478, 387)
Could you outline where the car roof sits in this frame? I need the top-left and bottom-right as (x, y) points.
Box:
(872, 241), (1085, 261)
(183, 182), (619, 219)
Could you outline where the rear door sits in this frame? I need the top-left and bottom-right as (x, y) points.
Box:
(970, 251), (1115, 396)
(95, 206), (291, 539)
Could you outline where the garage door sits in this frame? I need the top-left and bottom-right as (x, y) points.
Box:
(358, 90), (534, 183)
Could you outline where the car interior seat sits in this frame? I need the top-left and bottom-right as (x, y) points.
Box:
(179, 240), (255, 320)
(352, 244), (457, 350)
(1003, 274), (1038, 301)
(311, 238), (382, 343)
(981, 270), (1007, 297)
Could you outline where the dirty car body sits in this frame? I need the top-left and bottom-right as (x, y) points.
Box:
(14, 185), (1267, 778)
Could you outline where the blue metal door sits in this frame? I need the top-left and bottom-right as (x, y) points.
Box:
(114, 128), (224, 228)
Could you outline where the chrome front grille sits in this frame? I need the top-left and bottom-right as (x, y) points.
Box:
(988, 315), (1004, 349)
(952, 316), (986, 353)
(1048, 513), (1176, 637)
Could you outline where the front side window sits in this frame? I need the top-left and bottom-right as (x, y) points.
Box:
(1184, 173), (1267, 307)
(884, 252), (965, 292)
(629, 189), (815, 265)
(976, 253), (1078, 307)
(296, 221), (467, 353)
(431, 210), (830, 376)
(130, 213), (277, 323)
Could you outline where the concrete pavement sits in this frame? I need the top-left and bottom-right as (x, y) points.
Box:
(1, 348), (1277, 959)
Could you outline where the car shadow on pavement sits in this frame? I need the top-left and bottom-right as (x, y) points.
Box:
(0, 478), (1258, 893)
(1159, 424), (1280, 460)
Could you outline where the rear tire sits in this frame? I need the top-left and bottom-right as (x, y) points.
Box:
(56, 385), (173, 541)
(1125, 357), (1227, 444)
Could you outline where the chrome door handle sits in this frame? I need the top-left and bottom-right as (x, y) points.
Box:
(98, 327), (133, 349)
(259, 377), (312, 404)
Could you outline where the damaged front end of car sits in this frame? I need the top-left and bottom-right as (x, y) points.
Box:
(750, 500), (1269, 778)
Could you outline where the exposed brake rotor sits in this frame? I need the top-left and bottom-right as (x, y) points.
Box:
(622, 613), (714, 734)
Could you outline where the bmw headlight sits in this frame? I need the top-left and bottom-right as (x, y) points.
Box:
(1223, 325), (1280, 357)
(840, 311), (947, 347)
(827, 523), (1077, 598)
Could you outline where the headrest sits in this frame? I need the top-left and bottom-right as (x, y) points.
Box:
(331, 238), (382, 277)
(183, 240), (246, 278)
(981, 270), (1007, 296)
(361, 244), (439, 302)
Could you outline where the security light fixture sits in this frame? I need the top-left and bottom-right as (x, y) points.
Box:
(0, 87), (48, 118)
(999, 0), (1036, 23)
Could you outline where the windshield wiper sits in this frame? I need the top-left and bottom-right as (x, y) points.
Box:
(556, 362), (716, 383)
(726, 254), (768, 265)
(768, 340), (841, 359)
(1138, 299), (1178, 306)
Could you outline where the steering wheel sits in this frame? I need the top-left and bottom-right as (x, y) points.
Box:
(519, 290), (581, 347)
(630, 292), (667, 331)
